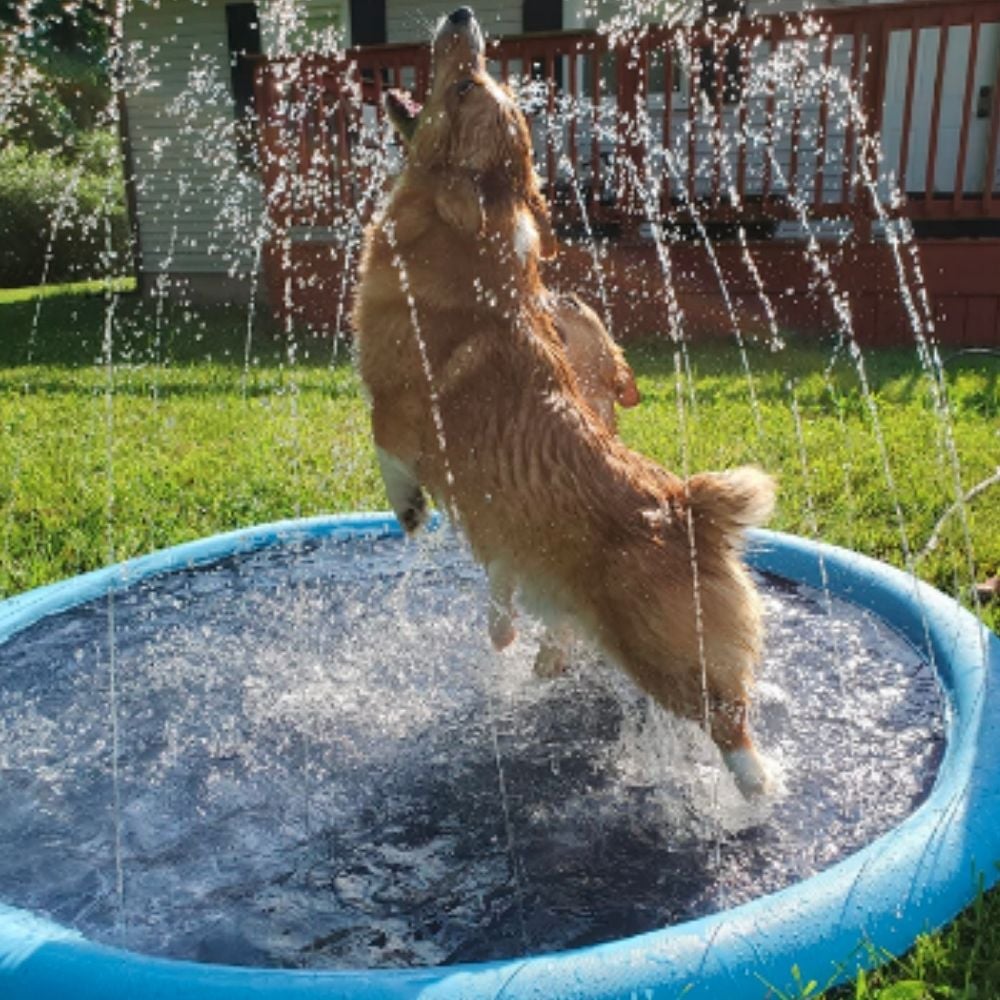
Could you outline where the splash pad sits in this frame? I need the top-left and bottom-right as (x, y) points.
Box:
(0, 512), (997, 1000)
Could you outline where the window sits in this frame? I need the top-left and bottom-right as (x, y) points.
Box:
(350, 0), (386, 46)
(226, 3), (261, 117)
(523, 0), (562, 34)
(701, 0), (746, 16)
(523, 0), (563, 91)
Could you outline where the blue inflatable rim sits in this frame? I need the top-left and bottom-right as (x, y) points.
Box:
(0, 512), (998, 1000)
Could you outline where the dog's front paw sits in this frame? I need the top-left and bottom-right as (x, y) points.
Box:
(399, 489), (429, 534)
(489, 607), (517, 650)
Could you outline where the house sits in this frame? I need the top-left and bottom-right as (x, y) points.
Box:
(120, 0), (1000, 344)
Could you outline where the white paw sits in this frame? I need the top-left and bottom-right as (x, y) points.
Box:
(723, 747), (775, 799)
(399, 490), (428, 534)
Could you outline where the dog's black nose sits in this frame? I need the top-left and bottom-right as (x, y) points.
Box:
(448, 7), (473, 25)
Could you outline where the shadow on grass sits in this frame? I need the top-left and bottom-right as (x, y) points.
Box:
(4, 289), (997, 422)
(0, 291), (352, 371)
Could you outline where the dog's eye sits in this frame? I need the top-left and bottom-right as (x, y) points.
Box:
(456, 78), (476, 97)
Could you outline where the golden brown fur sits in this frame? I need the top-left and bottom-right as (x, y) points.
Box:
(384, 88), (637, 433)
(353, 9), (776, 795)
(549, 292), (639, 434)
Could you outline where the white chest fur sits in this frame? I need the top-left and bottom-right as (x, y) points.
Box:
(513, 208), (540, 265)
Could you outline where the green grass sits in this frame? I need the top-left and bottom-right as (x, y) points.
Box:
(774, 876), (1000, 998)
(0, 291), (378, 594)
(1, 286), (1000, 995)
(616, 339), (1000, 634)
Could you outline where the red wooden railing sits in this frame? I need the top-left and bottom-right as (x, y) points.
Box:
(253, 0), (1000, 239)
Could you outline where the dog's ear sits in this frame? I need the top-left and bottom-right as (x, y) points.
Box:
(434, 171), (485, 236)
(384, 89), (421, 146)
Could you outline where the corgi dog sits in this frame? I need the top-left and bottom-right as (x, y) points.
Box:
(353, 7), (776, 797)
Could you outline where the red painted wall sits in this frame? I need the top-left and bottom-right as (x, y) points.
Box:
(264, 237), (1000, 347)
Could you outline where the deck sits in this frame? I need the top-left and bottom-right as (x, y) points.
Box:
(252, 0), (1000, 345)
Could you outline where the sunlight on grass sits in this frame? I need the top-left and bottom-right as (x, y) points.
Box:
(1, 289), (997, 631)
(0, 276), (136, 305)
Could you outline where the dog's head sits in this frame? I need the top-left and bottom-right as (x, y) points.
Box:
(386, 7), (556, 257)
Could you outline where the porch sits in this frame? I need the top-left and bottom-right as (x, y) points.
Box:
(252, 0), (1000, 345)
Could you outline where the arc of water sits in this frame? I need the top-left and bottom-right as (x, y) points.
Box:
(98, 0), (133, 939)
(101, 254), (125, 941)
(919, 466), (1000, 564)
(787, 384), (864, 821)
(241, 223), (268, 398)
(626, 27), (776, 463)
(749, 53), (949, 692)
(329, 111), (396, 363)
(693, 27), (870, 818)
(555, 146), (615, 336)
(618, 123), (738, 868)
(830, 74), (982, 614)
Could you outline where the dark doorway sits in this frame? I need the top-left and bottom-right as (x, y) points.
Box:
(701, 0), (746, 15)
(225, 3), (261, 118)
(351, 0), (387, 46)
(225, 3), (262, 164)
(699, 0), (746, 105)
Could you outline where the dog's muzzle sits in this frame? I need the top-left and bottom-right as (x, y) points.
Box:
(436, 6), (484, 58)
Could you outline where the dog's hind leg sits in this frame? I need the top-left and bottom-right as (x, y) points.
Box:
(488, 564), (517, 650)
(376, 447), (428, 534)
(534, 623), (573, 679)
(710, 698), (772, 798)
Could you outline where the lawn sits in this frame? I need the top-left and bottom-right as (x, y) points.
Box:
(1, 285), (999, 997)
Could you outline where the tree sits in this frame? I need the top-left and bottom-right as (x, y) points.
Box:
(1, 0), (111, 144)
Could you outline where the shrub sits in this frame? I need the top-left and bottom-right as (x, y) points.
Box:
(0, 131), (130, 288)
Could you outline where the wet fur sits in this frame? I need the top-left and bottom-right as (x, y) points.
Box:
(387, 81), (642, 673)
(385, 87), (637, 432)
(549, 292), (639, 434)
(353, 11), (776, 795)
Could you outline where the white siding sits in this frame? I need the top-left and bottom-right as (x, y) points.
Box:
(123, 0), (347, 284)
(125, 1), (264, 280)
(881, 21), (1000, 195)
(259, 0), (346, 54)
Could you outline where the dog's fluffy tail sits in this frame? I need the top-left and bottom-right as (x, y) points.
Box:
(685, 466), (776, 543)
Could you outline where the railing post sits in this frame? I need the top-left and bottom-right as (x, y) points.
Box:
(614, 30), (647, 236)
(856, 12), (888, 242)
